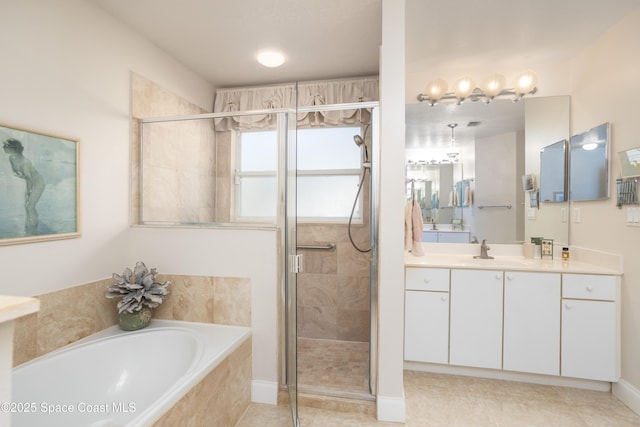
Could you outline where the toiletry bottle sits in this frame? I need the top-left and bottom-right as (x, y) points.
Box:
(562, 247), (570, 260)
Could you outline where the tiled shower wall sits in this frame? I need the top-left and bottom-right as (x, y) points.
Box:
(12, 275), (251, 367)
(297, 224), (371, 342)
(296, 156), (372, 343)
(131, 73), (217, 224)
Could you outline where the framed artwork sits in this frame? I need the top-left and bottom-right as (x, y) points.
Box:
(0, 123), (79, 245)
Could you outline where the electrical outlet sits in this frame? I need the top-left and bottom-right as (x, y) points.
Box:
(628, 207), (640, 227)
(573, 207), (581, 223)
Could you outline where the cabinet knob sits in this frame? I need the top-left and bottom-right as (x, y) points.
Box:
(506, 274), (514, 281)
(441, 295), (448, 302)
(423, 278), (430, 284)
(495, 273), (502, 280)
(586, 285), (594, 292)
(565, 302), (573, 310)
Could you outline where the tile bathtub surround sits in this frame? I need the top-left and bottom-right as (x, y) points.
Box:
(13, 278), (116, 366)
(153, 337), (252, 427)
(13, 275), (251, 366)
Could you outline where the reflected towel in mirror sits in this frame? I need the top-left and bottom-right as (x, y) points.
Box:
(405, 199), (424, 256)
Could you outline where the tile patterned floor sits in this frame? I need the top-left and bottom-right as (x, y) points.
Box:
(236, 370), (640, 427)
(297, 337), (370, 395)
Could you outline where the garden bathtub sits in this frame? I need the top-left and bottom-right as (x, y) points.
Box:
(11, 320), (251, 427)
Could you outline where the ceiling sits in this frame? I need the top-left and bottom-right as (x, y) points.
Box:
(90, 0), (382, 88)
(89, 0), (639, 151)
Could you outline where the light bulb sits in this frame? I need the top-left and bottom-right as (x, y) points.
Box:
(481, 73), (506, 99)
(453, 76), (475, 102)
(257, 50), (285, 68)
(424, 78), (448, 104)
(514, 70), (538, 96)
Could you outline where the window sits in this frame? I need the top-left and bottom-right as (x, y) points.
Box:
(235, 126), (364, 222)
(235, 130), (278, 220)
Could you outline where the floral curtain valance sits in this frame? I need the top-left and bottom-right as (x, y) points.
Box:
(213, 76), (379, 131)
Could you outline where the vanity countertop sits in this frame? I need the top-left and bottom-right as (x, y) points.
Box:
(0, 295), (40, 323)
(405, 243), (623, 276)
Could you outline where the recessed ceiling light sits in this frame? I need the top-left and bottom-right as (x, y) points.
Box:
(257, 50), (285, 68)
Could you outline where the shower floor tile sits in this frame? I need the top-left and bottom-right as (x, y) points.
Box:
(297, 337), (369, 395)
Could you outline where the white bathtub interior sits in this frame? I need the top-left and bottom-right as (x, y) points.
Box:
(12, 320), (250, 427)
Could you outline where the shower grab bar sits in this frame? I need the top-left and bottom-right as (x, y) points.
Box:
(477, 204), (512, 210)
(297, 243), (336, 251)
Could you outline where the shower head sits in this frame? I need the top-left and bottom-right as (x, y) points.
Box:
(353, 133), (370, 167)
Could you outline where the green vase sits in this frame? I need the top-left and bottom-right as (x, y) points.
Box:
(118, 307), (152, 331)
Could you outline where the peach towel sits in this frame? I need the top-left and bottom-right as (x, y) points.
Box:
(404, 200), (424, 256)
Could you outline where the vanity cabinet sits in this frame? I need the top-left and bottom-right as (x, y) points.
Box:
(404, 268), (449, 364)
(561, 274), (619, 382)
(450, 269), (503, 369)
(404, 264), (620, 384)
(503, 271), (560, 375)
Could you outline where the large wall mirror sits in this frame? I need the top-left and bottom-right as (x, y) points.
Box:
(406, 95), (571, 245)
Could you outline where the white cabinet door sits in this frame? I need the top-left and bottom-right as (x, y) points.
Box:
(503, 271), (560, 375)
(404, 290), (449, 364)
(562, 299), (618, 381)
(450, 269), (503, 369)
(406, 267), (449, 291)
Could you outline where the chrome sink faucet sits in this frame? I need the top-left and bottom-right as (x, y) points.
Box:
(474, 239), (494, 259)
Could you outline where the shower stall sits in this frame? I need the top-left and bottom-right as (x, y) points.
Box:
(136, 91), (379, 426)
(292, 102), (379, 400)
(283, 101), (379, 426)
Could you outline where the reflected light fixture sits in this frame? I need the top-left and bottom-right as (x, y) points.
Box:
(446, 123), (460, 162)
(257, 50), (285, 68)
(418, 70), (538, 106)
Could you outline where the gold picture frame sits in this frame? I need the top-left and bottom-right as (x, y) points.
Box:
(0, 122), (80, 246)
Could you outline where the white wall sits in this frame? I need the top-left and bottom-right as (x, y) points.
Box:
(568, 7), (640, 405)
(0, 0), (215, 297)
(377, 0), (406, 422)
(0, 0), (279, 398)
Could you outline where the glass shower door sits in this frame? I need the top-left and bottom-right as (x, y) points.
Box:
(281, 111), (299, 426)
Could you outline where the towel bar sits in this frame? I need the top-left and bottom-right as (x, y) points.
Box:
(297, 243), (336, 251)
(477, 204), (512, 210)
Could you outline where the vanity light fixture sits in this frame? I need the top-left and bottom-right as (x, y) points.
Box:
(257, 50), (285, 68)
(417, 70), (538, 106)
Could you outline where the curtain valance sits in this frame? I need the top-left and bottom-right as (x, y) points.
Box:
(213, 76), (378, 131)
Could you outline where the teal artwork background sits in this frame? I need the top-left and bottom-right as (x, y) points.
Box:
(0, 124), (77, 240)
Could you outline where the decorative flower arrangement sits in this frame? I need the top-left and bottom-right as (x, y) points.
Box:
(105, 261), (170, 314)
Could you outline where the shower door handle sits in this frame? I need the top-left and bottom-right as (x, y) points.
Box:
(289, 254), (304, 273)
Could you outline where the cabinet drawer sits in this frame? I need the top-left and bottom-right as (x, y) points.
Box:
(562, 274), (617, 301)
(406, 268), (449, 291)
